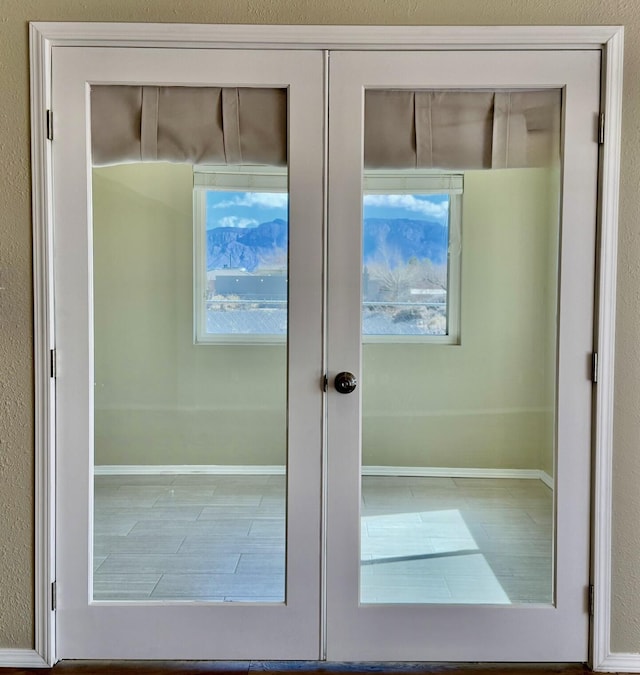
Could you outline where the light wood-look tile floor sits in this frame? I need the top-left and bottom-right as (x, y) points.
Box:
(94, 475), (552, 604)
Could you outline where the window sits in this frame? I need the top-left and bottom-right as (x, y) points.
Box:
(361, 172), (462, 344)
(193, 166), (289, 344)
(193, 168), (462, 344)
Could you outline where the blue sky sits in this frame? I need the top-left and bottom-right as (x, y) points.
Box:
(206, 190), (449, 230)
(363, 193), (448, 224)
(206, 191), (288, 230)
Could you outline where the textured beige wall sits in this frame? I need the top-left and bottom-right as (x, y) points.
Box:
(1, 0), (639, 655)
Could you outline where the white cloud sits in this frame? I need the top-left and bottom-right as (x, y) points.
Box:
(363, 194), (448, 222)
(214, 192), (289, 209)
(217, 216), (259, 229)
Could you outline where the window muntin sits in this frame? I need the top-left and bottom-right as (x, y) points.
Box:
(194, 169), (462, 344)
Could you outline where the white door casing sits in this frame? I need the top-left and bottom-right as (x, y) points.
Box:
(28, 24), (624, 668)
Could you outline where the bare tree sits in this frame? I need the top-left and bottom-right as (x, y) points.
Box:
(366, 243), (420, 302)
(366, 243), (447, 302)
(416, 258), (447, 291)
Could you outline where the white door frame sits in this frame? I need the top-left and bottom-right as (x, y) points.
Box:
(29, 22), (623, 669)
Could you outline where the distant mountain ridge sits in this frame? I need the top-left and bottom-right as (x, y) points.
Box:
(363, 218), (448, 266)
(206, 217), (447, 272)
(206, 219), (288, 272)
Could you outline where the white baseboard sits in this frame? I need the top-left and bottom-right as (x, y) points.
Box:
(595, 653), (640, 672)
(94, 464), (286, 476)
(0, 649), (49, 668)
(539, 470), (554, 489)
(95, 464), (553, 486)
(363, 466), (553, 486)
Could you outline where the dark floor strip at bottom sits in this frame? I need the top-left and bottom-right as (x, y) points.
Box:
(1, 661), (592, 675)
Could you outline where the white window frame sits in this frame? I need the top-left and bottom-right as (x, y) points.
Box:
(362, 171), (463, 345)
(193, 167), (463, 345)
(193, 165), (289, 345)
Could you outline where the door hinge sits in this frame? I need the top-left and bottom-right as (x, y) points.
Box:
(599, 112), (605, 145)
(46, 110), (53, 141)
(51, 581), (57, 611)
(50, 348), (57, 379)
(588, 583), (594, 616)
(592, 351), (598, 384)
(322, 373), (328, 392)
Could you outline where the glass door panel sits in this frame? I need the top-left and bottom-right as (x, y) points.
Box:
(92, 160), (288, 603)
(360, 163), (559, 605)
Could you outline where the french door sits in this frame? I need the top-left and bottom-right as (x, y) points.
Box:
(325, 50), (599, 660)
(53, 46), (325, 659)
(52, 43), (600, 661)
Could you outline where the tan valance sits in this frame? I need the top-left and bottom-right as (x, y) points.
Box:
(364, 90), (560, 170)
(91, 86), (287, 167)
(91, 86), (560, 170)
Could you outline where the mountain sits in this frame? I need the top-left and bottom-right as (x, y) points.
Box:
(206, 217), (447, 271)
(206, 219), (288, 271)
(363, 218), (448, 266)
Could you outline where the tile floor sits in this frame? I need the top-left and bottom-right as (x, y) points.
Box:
(94, 474), (552, 604)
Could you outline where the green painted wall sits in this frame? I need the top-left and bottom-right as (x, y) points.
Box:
(362, 169), (557, 471)
(93, 165), (287, 467)
(93, 164), (557, 473)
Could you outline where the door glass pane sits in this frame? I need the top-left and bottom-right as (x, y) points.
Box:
(92, 102), (288, 602)
(360, 89), (560, 605)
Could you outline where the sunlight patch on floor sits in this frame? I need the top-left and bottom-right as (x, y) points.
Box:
(360, 509), (510, 604)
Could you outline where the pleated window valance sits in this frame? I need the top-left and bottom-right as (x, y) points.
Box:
(91, 86), (560, 170)
(91, 86), (288, 167)
(364, 90), (560, 170)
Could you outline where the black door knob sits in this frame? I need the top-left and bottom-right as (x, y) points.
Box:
(335, 371), (357, 394)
